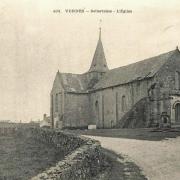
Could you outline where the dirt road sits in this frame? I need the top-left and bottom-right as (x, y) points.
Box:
(86, 136), (180, 180)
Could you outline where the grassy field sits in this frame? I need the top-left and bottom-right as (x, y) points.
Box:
(0, 135), (65, 180)
(69, 128), (180, 141)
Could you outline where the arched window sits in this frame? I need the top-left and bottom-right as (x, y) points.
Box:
(122, 95), (126, 112)
(55, 93), (58, 112)
(175, 102), (180, 123)
(95, 100), (99, 121)
(175, 71), (180, 90)
(95, 100), (98, 106)
(115, 92), (118, 121)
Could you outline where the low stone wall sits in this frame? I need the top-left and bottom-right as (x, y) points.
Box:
(17, 128), (108, 180)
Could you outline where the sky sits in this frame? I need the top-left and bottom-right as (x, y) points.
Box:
(0, 0), (180, 122)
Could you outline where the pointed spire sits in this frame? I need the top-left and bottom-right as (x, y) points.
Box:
(88, 23), (109, 73)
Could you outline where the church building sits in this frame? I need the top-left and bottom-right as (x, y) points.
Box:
(50, 29), (180, 129)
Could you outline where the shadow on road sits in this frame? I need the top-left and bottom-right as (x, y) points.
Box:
(94, 148), (147, 180)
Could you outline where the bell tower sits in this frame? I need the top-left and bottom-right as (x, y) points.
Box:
(88, 27), (109, 73)
(86, 24), (109, 89)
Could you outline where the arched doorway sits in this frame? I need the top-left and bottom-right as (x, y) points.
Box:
(175, 103), (180, 123)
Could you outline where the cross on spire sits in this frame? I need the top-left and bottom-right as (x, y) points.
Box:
(99, 19), (102, 39)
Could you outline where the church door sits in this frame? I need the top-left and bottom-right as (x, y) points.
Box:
(175, 103), (180, 123)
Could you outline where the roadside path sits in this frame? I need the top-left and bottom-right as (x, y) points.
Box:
(86, 136), (180, 180)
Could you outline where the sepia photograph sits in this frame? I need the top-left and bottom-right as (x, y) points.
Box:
(0, 0), (180, 179)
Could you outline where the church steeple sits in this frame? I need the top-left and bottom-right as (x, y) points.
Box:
(88, 27), (109, 73)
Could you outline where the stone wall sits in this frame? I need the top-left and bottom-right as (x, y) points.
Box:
(19, 128), (108, 180)
(90, 79), (152, 128)
(50, 72), (65, 129)
(117, 97), (150, 128)
(150, 51), (180, 125)
(63, 93), (90, 129)
(90, 50), (180, 128)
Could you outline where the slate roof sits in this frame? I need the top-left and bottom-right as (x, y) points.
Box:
(58, 49), (180, 92)
(59, 73), (88, 92)
(94, 49), (180, 90)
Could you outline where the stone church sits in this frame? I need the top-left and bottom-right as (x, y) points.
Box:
(50, 29), (180, 129)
